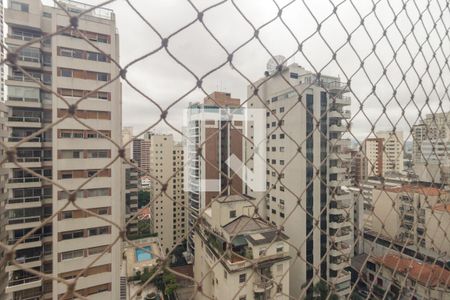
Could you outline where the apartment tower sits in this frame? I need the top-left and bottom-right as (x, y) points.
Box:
(0, 103), (9, 300)
(247, 63), (353, 297)
(149, 134), (187, 253)
(185, 92), (244, 253)
(4, 1), (122, 299)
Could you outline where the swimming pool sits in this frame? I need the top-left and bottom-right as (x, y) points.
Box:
(135, 246), (153, 262)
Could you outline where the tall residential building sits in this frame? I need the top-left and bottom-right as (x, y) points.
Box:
(121, 126), (133, 161)
(247, 62), (353, 297)
(364, 137), (383, 177)
(193, 194), (291, 300)
(0, 103), (9, 300)
(4, 1), (122, 299)
(364, 131), (404, 178)
(132, 137), (151, 175)
(372, 184), (447, 247)
(412, 112), (450, 183)
(124, 164), (138, 236)
(0, 0), (4, 102)
(185, 91), (244, 253)
(149, 134), (187, 253)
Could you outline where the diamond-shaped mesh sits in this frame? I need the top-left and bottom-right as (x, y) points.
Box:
(1, 0), (450, 299)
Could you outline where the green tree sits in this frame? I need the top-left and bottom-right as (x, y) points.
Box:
(163, 272), (178, 295)
(138, 190), (151, 208)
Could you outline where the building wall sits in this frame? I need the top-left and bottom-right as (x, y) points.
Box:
(3, 1), (122, 298)
(246, 63), (352, 297)
(150, 134), (186, 253)
(121, 126), (133, 161)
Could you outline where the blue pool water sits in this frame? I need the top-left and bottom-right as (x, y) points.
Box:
(135, 246), (153, 262)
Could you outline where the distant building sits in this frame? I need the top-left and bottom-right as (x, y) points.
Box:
(193, 194), (291, 300)
(132, 137), (151, 175)
(122, 126), (133, 161)
(372, 184), (447, 247)
(366, 254), (450, 299)
(247, 62), (353, 297)
(186, 92), (244, 253)
(364, 131), (404, 178)
(149, 134), (187, 253)
(124, 164), (139, 236)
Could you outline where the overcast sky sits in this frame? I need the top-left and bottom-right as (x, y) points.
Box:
(48, 0), (450, 142)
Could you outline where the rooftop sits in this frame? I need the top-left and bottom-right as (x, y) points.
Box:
(223, 216), (271, 236)
(433, 203), (450, 212)
(373, 254), (450, 287)
(382, 184), (446, 196)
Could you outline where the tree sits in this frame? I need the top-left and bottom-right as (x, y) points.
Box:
(163, 272), (178, 296)
(138, 190), (151, 208)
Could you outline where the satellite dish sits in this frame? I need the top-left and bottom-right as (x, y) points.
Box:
(266, 55), (286, 74)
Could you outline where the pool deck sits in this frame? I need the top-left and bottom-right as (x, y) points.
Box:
(125, 238), (162, 278)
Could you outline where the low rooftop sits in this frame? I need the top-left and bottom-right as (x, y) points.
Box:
(382, 184), (446, 196)
(373, 254), (450, 287)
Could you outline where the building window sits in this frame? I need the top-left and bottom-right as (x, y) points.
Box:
(290, 72), (298, 79)
(11, 1), (29, 12)
(280, 134), (285, 139)
(229, 210), (236, 218)
(62, 211), (73, 219)
(280, 107), (285, 113)
(239, 273), (246, 283)
(61, 249), (84, 261)
(239, 297), (246, 300)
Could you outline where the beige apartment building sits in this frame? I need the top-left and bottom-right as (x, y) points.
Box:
(193, 195), (291, 300)
(246, 62), (353, 297)
(3, 0), (122, 299)
(372, 184), (447, 248)
(0, 103), (9, 300)
(121, 126), (133, 161)
(186, 92), (244, 253)
(366, 254), (450, 299)
(364, 131), (404, 178)
(149, 134), (187, 253)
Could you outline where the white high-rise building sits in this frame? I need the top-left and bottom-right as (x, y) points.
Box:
(149, 134), (187, 253)
(121, 126), (133, 161)
(247, 62), (353, 298)
(3, 1), (122, 299)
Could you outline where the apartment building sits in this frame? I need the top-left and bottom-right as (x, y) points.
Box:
(0, 103), (9, 300)
(4, 1), (122, 299)
(412, 112), (450, 184)
(149, 134), (186, 253)
(185, 91), (244, 253)
(364, 131), (404, 178)
(372, 184), (447, 247)
(132, 137), (151, 175)
(246, 63), (353, 297)
(193, 194), (291, 300)
(365, 254), (450, 299)
(124, 164), (138, 236)
(121, 126), (133, 161)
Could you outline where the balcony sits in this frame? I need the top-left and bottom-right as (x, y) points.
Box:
(6, 196), (41, 210)
(329, 124), (347, 133)
(6, 74), (41, 88)
(329, 138), (350, 147)
(5, 277), (42, 294)
(6, 216), (41, 231)
(8, 116), (42, 128)
(329, 110), (351, 119)
(329, 258), (350, 271)
(329, 152), (351, 161)
(329, 179), (351, 187)
(333, 96), (351, 106)
(329, 166), (346, 174)
(6, 255), (42, 272)
(253, 281), (274, 293)
(7, 177), (42, 189)
(330, 243), (351, 256)
(7, 235), (42, 250)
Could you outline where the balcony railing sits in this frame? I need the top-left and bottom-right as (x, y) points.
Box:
(16, 157), (41, 163)
(7, 276), (40, 287)
(7, 235), (41, 245)
(8, 33), (41, 42)
(8, 74), (41, 82)
(8, 177), (41, 184)
(8, 116), (41, 123)
(8, 137), (41, 142)
(7, 97), (40, 103)
(11, 255), (41, 265)
(7, 196), (41, 204)
(8, 216), (41, 225)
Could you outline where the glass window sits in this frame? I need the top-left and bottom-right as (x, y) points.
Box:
(239, 273), (246, 283)
(229, 210), (236, 218)
(11, 1), (29, 12)
(61, 69), (72, 77)
(97, 73), (108, 81)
